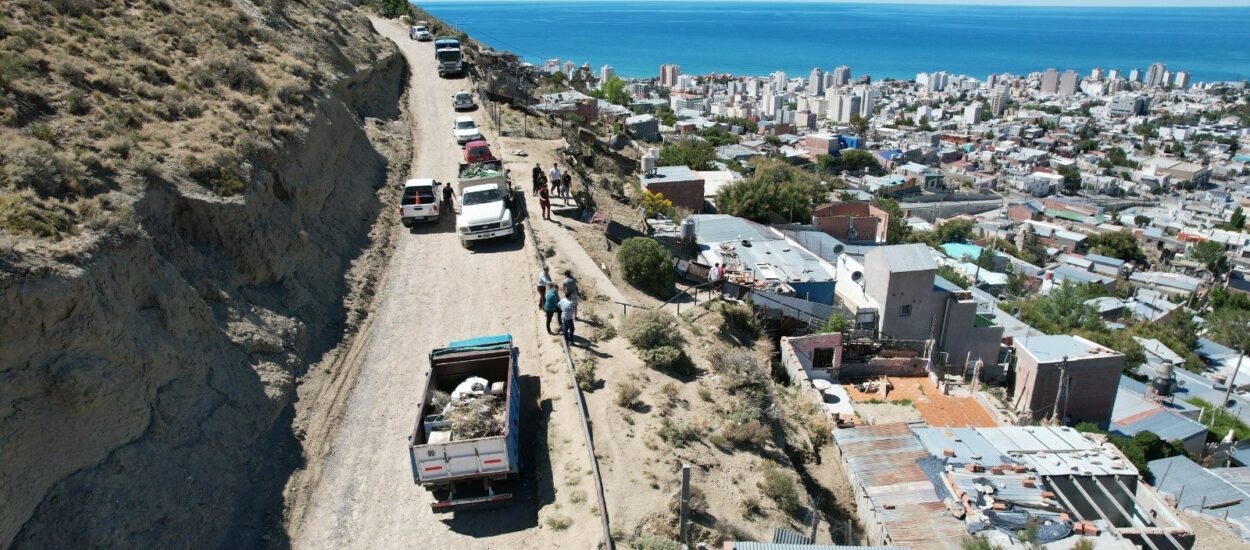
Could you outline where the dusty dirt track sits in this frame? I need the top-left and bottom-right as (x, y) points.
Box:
(285, 19), (601, 548)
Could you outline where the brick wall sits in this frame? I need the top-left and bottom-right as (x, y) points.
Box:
(643, 180), (704, 212)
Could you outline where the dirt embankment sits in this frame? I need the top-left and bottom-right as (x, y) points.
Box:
(0, 11), (409, 550)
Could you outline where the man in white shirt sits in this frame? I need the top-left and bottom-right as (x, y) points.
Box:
(548, 164), (562, 191)
(536, 266), (552, 309)
(558, 295), (576, 346)
(709, 262), (723, 291)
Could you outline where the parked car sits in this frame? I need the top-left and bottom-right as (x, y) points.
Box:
(452, 90), (475, 111)
(400, 178), (440, 226)
(463, 140), (495, 164)
(411, 25), (432, 41)
(456, 184), (515, 248)
(453, 116), (483, 145)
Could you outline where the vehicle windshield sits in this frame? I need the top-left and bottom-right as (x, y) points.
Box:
(455, 120), (476, 130)
(415, 26), (427, 32)
(463, 189), (503, 205)
(467, 146), (489, 158)
(436, 50), (460, 62)
(455, 93), (470, 101)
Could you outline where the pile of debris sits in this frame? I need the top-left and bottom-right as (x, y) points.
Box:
(425, 377), (506, 444)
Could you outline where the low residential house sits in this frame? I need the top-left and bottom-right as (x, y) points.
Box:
(1129, 271), (1202, 298)
(1006, 199), (1045, 222)
(802, 133), (841, 156)
(1144, 156), (1211, 187)
(640, 165), (705, 212)
(811, 202), (889, 244)
(1012, 334), (1125, 426)
(1112, 377), (1207, 455)
(688, 215), (839, 304)
(1149, 456), (1250, 543)
(1025, 221), (1088, 253)
(624, 114), (659, 142)
(714, 144), (761, 162)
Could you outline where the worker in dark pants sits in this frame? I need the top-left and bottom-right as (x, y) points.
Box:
(441, 181), (454, 217)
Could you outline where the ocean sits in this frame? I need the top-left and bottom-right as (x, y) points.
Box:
(417, 1), (1250, 83)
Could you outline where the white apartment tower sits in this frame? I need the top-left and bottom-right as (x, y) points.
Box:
(1040, 68), (1060, 95)
(809, 67), (825, 95)
(599, 65), (614, 84)
(1128, 68), (1141, 83)
(964, 102), (984, 125)
(832, 65), (852, 87)
(659, 64), (682, 88)
(1059, 70), (1079, 96)
(1090, 67), (1105, 81)
(1174, 71), (1191, 89)
(990, 89), (1010, 116)
(1145, 62), (1167, 87)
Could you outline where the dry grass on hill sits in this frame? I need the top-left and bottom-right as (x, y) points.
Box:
(0, 0), (387, 244)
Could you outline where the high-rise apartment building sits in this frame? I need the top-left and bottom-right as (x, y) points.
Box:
(1173, 71), (1191, 89)
(1090, 67), (1105, 81)
(990, 89), (1010, 116)
(1107, 69), (1120, 81)
(773, 71), (788, 90)
(809, 67), (825, 96)
(1059, 70), (1079, 96)
(1145, 62), (1167, 87)
(599, 65), (614, 84)
(659, 64), (682, 88)
(832, 65), (852, 87)
(830, 93), (861, 124)
(1128, 68), (1141, 83)
(964, 102), (984, 125)
(1040, 68), (1060, 95)
(856, 86), (876, 117)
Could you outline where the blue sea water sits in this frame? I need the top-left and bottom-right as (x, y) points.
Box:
(418, 1), (1250, 83)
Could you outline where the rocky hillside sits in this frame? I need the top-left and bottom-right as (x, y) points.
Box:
(0, 0), (408, 547)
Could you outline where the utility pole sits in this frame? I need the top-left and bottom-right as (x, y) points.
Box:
(1051, 356), (1068, 425)
(679, 464), (691, 547)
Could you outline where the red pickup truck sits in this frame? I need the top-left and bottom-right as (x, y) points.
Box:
(463, 140), (496, 164)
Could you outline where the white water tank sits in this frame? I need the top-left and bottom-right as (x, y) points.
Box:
(641, 152), (656, 176)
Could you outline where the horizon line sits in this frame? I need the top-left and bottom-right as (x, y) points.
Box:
(418, 0), (1250, 7)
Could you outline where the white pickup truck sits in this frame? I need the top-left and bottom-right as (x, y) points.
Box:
(400, 178), (440, 227)
(456, 184), (514, 248)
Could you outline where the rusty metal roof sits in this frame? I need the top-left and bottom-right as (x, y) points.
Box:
(834, 423), (967, 549)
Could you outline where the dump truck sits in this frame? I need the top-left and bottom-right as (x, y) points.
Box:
(434, 37), (464, 77)
(409, 335), (521, 512)
(455, 160), (510, 209)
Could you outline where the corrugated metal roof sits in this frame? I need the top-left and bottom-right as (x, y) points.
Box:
(834, 424), (966, 549)
(729, 543), (907, 550)
(867, 243), (936, 273)
(1149, 456), (1250, 539)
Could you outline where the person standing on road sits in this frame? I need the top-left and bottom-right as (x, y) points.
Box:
(558, 293), (577, 346)
(532, 163), (544, 196)
(562, 270), (580, 319)
(538, 182), (552, 220)
(441, 180), (454, 216)
(709, 262), (723, 291)
(543, 283), (561, 334)
(549, 164), (562, 198)
(560, 171), (573, 206)
(536, 266), (552, 308)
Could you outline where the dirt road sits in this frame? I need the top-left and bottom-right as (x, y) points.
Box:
(285, 19), (599, 549)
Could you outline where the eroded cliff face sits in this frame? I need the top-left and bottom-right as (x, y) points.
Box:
(0, 12), (408, 550)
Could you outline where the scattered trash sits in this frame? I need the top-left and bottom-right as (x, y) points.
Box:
(512, 149), (528, 157)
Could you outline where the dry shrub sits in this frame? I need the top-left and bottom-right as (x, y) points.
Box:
(1, 137), (91, 197)
(720, 419), (770, 448)
(666, 485), (707, 518)
(657, 419), (699, 448)
(758, 464), (802, 516)
(443, 394), (504, 440)
(615, 381), (641, 408)
(575, 357), (597, 392)
(0, 191), (73, 239)
(622, 309), (683, 350)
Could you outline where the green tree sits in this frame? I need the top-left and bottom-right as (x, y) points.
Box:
(715, 159), (829, 223)
(617, 237), (676, 296)
(849, 114), (870, 138)
(936, 218), (974, 244)
(588, 75), (630, 106)
(1056, 163), (1082, 194)
(821, 313), (852, 333)
(1014, 282), (1106, 335)
(655, 107), (677, 126)
(1190, 240), (1229, 276)
(938, 266), (970, 288)
(1087, 231), (1146, 264)
(1134, 214), (1151, 227)
(1020, 226), (1049, 265)
(374, 0), (412, 17)
(657, 138), (716, 171)
(698, 127), (739, 147)
(1221, 206), (1247, 231)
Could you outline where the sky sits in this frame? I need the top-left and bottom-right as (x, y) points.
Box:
(422, 0), (1250, 6)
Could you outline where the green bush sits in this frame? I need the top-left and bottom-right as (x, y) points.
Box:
(631, 534), (682, 550)
(657, 419), (700, 448)
(638, 345), (695, 374)
(759, 466), (802, 515)
(0, 192), (73, 238)
(622, 309), (684, 350)
(617, 237), (675, 296)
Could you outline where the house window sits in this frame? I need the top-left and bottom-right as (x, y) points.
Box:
(900, 305), (912, 317)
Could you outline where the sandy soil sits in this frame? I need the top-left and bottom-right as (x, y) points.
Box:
(283, 19), (601, 548)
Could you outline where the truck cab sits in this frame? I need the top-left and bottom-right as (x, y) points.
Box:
(463, 140), (495, 164)
(434, 38), (464, 77)
(400, 178), (440, 227)
(456, 184), (515, 248)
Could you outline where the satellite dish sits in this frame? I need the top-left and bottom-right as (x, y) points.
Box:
(1011, 307), (1021, 316)
(1226, 399), (1238, 409)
